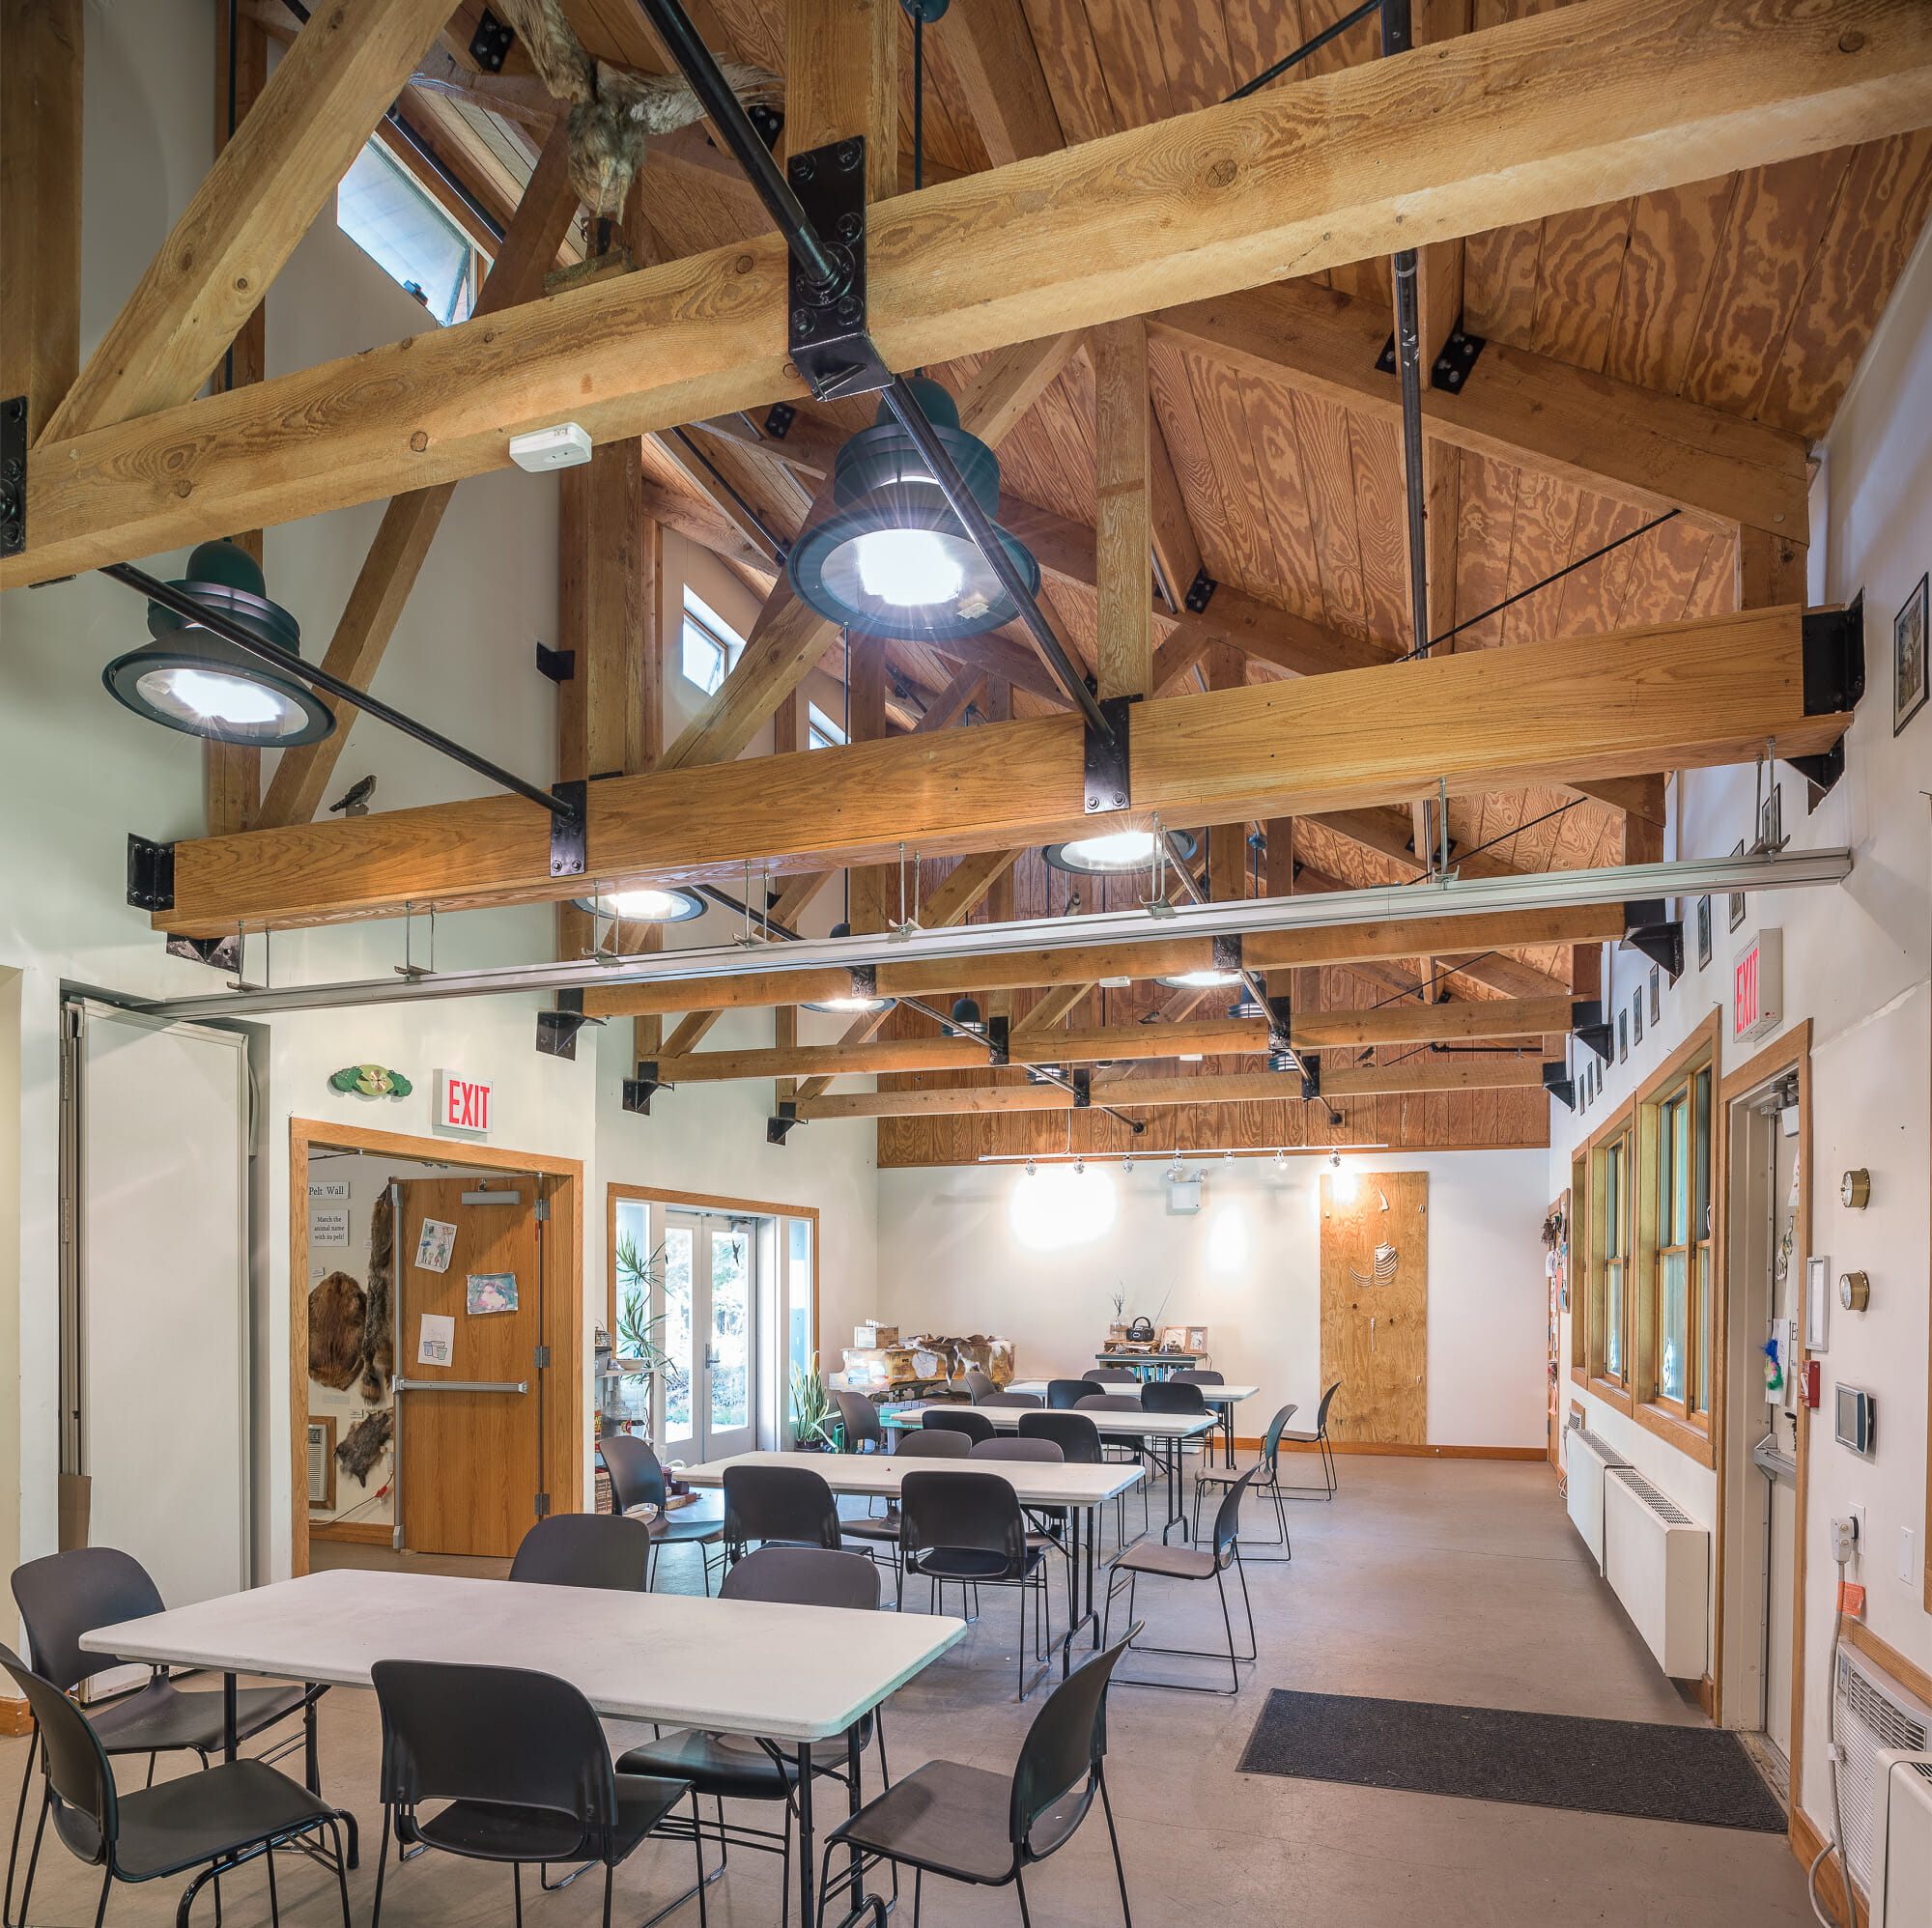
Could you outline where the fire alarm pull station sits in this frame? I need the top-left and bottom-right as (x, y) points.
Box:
(1799, 1360), (1821, 1408)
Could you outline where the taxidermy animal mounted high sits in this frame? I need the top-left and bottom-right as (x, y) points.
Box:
(492, 0), (781, 235)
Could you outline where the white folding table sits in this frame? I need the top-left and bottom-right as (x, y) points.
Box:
(84, 1566), (962, 1928)
(1005, 1379), (1263, 1464)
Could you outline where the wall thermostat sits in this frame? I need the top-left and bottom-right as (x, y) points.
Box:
(1838, 1270), (1870, 1312)
(1840, 1169), (1870, 1208)
(1833, 1384), (1875, 1458)
(507, 422), (593, 472)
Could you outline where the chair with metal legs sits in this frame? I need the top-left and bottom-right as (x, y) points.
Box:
(976, 1391), (1042, 1409)
(962, 1368), (999, 1403)
(7, 1548), (320, 1928)
(1278, 1380), (1344, 1498)
(723, 1463), (844, 1562)
(971, 1440), (1074, 1630)
(1044, 1379), (1092, 1411)
(811, 1632), (1139, 1928)
(1192, 1403), (1295, 1560)
(599, 1435), (726, 1593)
(922, 1408), (995, 1445)
(1081, 1369), (1141, 1386)
(1074, 1396), (1151, 1541)
(2, 1643), (356, 1928)
(369, 1659), (692, 1928)
(830, 1390), (890, 1456)
(892, 1430), (970, 1460)
(1102, 1469), (1260, 1695)
(509, 1512), (653, 1590)
(617, 1548), (891, 1928)
(1017, 1410), (1136, 1548)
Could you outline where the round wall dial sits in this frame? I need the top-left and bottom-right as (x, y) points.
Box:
(1838, 1270), (1870, 1312)
(1841, 1169), (1870, 1208)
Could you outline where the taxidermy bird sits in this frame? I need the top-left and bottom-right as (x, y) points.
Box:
(493, 0), (781, 241)
(327, 775), (376, 817)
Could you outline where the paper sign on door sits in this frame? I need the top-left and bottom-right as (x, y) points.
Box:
(416, 1315), (455, 1367)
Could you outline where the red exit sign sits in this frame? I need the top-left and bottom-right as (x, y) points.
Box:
(435, 1070), (492, 1138)
(1733, 929), (1783, 1043)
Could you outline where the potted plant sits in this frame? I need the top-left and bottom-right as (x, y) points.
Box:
(789, 1352), (840, 1452)
(611, 1232), (677, 1440)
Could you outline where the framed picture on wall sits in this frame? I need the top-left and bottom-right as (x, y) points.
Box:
(1633, 990), (1643, 1045)
(1618, 1009), (1628, 1063)
(307, 1416), (337, 1511)
(1185, 1325), (1209, 1353)
(1897, 572), (1928, 735)
(1728, 840), (1747, 931)
(1696, 895), (1713, 969)
(1650, 966), (1662, 1025)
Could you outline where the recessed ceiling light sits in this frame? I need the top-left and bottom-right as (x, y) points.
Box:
(1155, 969), (1243, 990)
(571, 886), (706, 922)
(1043, 829), (1198, 877)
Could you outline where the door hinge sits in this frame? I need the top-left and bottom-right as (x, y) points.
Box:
(533, 1198), (550, 1222)
(534, 1492), (551, 1518)
(533, 1345), (550, 1368)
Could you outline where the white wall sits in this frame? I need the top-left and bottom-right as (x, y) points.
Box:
(876, 1148), (1550, 1448)
(1551, 222), (1932, 1827)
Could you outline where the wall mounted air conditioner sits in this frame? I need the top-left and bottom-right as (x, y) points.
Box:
(1835, 1638), (1932, 1912)
(1603, 1465), (1708, 1678)
(1563, 1427), (1629, 1569)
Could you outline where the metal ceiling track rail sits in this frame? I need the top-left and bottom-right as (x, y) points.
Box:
(124, 849), (1851, 1022)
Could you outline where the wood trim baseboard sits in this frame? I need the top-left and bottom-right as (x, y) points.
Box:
(1790, 1800), (1861, 1928)
(307, 1518), (394, 1545)
(0, 1697), (32, 1737)
(1236, 1439), (1548, 1460)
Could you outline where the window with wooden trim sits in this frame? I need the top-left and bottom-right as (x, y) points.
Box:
(1590, 1125), (1633, 1391)
(1645, 1061), (1714, 1423)
(1569, 1150), (1588, 1375)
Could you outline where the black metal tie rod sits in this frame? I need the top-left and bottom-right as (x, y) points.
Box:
(1381, 0), (1431, 662)
(103, 563), (580, 824)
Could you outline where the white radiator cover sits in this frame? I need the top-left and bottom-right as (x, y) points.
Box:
(1564, 1427), (1628, 1569)
(1602, 1465), (1708, 1678)
(1867, 1750), (1932, 1928)
(1836, 1639), (1932, 1908)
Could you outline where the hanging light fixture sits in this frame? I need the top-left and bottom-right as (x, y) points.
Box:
(570, 886), (706, 922)
(950, 997), (985, 1035)
(1154, 967), (1244, 990)
(1042, 828), (1196, 877)
(101, 540), (334, 745)
(785, 378), (1040, 643)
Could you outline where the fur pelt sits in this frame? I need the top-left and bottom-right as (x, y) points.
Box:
(334, 1408), (393, 1488)
(903, 1334), (1015, 1388)
(358, 1188), (396, 1403)
(307, 1271), (367, 1391)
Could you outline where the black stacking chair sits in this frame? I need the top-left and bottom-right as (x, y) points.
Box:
(369, 1660), (690, 1928)
(976, 1390), (1042, 1409)
(1075, 1395), (1151, 1540)
(8, 1548), (320, 1928)
(1279, 1380), (1344, 1498)
(812, 1633), (1138, 1928)
(970, 1439), (1062, 1464)
(599, 1434), (726, 1595)
(723, 1464), (842, 1560)
(1019, 1408), (1136, 1548)
(2, 1643), (355, 1928)
(1142, 1376), (1211, 1477)
(1169, 1371), (1224, 1385)
(1193, 1403), (1295, 1560)
(1103, 1468), (1259, 1696)
(1045, 1379), (1093, 1410)
(893, 1429), (970, 1459)
(619, 1548), (888, 1925)
(923, 1408), (995, 1445)
(972, 1440), (1073, 1607)
(898, 1471), (1055, 1699)
(962, 1368), (999, 1402)
(1169, 1370), (1227, 1463)
(509, 1513), (652, 1591)
(831, 1390), (889, 1456)
(1082, 1368), (1141, 1385)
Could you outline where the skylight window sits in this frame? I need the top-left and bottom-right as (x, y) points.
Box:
(807, 702), (846, 751)
(336, 140), (479, 327)
(681, 588), (745, 696)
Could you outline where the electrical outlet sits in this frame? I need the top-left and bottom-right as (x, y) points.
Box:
(1848, 1504), (1865, 1551)
(1901, 1527), (1917, 1588)
(1831, 1517), (1857, 1565)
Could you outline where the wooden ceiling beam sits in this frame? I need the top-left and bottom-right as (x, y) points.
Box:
(19, 0), (1921, 581)
(1094, 318), (1152, 700)
(638, 477), (779, 586)
(43, 0), (453, 441)
(1293, 994), (1575, 1049)
(160, 607), (1839, 935)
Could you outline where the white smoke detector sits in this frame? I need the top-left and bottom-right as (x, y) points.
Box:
(507, 422), (593, 472)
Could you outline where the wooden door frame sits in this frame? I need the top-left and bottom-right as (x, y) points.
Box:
(290, 1117), (584, 1579)
(1547, 1186), (1571, 1473)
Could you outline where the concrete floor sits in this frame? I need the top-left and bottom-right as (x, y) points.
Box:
(2, 1459), (1815, 1926)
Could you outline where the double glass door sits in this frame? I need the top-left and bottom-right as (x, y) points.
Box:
(661, 1209), (757, 1462)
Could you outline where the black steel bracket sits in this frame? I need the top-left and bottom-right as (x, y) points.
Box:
(550, 779), (587, 878)
(848, 964), (879, 1001)
(127, 834), (176, 913)
(987, 1014), (1010, 1067)
(785, 139), (892, 402)
(1082, 695), (1135, 815)
(767, 1101), (805, 1145)
(0, 396), (24, 559)
(536, 642), (575, 684)
(1071, 1069), (1091, 1109)
(1211, 933), (1243, 975)
(763, 402), (797, 440)
(164, 932), (242, 972)
(1791, 596), (1863, 793)
(1571, 1000), (1614, 1064)
(1542, 1063), (1577, 1112)
(746, 103), (784, 152)
(1377, 326), (1486, 393)
(1624, 920), (1685, 980)
(1300, 1061), (1321, 1102)
(1183, 568), (1217, 614)
(623, 1062), (667, 1116)
(469, 9), (515, 71)
(537, 990), (602, 1060)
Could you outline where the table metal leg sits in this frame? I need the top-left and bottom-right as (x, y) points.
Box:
(1160, 1439), (1190, 1544)
(797, 1743), (813, 1928)
(223, 1673), (238, 1763)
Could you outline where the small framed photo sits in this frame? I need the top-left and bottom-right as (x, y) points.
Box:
(1805, 1256), (1831, 1353)
(1649, 966), (1662, 1025)
(1897, 573), (1928, 735)
(1185, 1325), (1209, 1353)
(1696, 895), (1712, 969)
(1758, 781), (1782, 854)
(1159, 1325), (1189, 1352)
(306, 1416), (337, 1510)
(1632, 990), (1643, 1045)
(1617, 1008), (1628, 1063)
(1728, 840), (1747, 932)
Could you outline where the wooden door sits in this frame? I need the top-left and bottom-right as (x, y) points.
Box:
(1320, 1172), (1428, 1444)
(397, 1177), (545, 1557)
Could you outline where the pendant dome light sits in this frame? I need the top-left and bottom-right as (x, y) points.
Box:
(785, 378), (1040, 644)
(101, 540), (335, 745)
(570, 886), (707, 923)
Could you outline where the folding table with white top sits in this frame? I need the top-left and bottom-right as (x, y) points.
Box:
(1005, 1379), (1262, 1465)
(84, 1566), (962, 1928)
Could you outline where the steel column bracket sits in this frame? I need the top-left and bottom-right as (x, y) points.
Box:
(1210, 932), (1243, 974)
(1082, 695), (1135, 815)
(1624, 920), (1684, 979)
(987, 1014), (1010, 1067)
(1182, 569), (1217, 614)
(469, 8), (515, 71)
(1571, 999), (1613, 1064)
(767, 1101), (805, 1144)
(165, 932), (242, 972)
(848, 964), (879, 1000)
(1071, 1068), (1091, 1109)
(1543, 1062), (1577, 1112)
(1792, 595), (1862, 794)
(537, 990), (603, 1059)
(763, 402), (797, 439)
(0, 396), (25, 559)
(1375, 326), (1486, 392)
(550, 779), (587, 878)
(536, 643), (575, 684)
(128, 834), (176, 912)
(623, 1060), (667, 1115)
(785, 139), (891, 402)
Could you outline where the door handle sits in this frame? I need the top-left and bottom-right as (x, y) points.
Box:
(393, 1377), (528, 1393)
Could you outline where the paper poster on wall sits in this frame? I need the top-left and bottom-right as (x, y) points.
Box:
(416, 1314), (455, 1367)
(466, 1272), (518, 1316)
(308, 1205), (350, 1247)
(308, 1180), (350, 1201)
(415, 1219), (457, 1273)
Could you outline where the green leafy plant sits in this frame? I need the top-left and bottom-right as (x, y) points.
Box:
(789, 1352), (839, 1450)
(613, 1233), (673, 1374)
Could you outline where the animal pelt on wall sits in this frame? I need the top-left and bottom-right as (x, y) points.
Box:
(335, 1408), (393, 1488)
(358, 1187), (396, 1403)
(307, 1271), (367, 1391)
